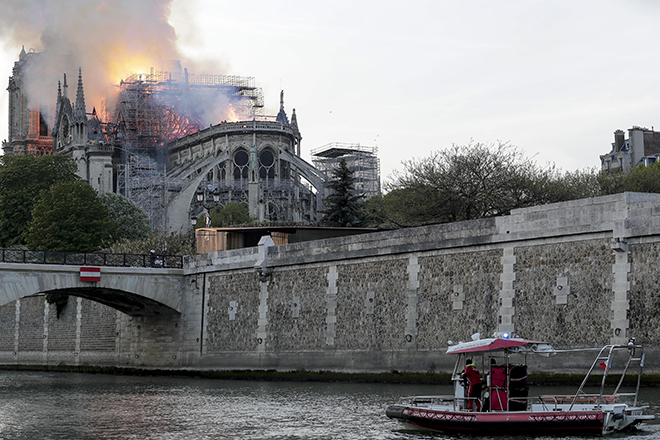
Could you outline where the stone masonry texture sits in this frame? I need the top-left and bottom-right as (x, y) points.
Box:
(0, 302), (15, 351)
(417, 250), (502, 351)
(629, 242), (660, 344)
(265, 266), (328, 351)
(18, 298), (44, 352)
(334, 259), (408, 351)
(205, 271), (261, 352)
(47, 298), (76, 351)
(513, 239), (614, 348)
(80, 300), (118, 352)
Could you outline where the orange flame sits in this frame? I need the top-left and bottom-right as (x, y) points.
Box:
(225, 105), (240, 123)
(104, 44), (167, 84)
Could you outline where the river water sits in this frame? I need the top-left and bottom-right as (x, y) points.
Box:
(0, 371), (658, 440)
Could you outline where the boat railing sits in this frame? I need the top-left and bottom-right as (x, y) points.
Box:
(571, 344), (644, 409)
(402, 391), (641, 414)
(537, 394), (621, 411)
(540, 394), (619, 404)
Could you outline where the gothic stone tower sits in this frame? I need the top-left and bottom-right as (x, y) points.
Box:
(52, 68), (113, 195)
(3, 48), (54, 156)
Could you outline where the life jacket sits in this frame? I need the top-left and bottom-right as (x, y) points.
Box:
(464, 365), (481, 386)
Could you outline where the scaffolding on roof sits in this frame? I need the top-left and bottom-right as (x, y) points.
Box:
(311, 143), (381, 199)
(119, 68), (264, 118)
(112, 67), (265, 228)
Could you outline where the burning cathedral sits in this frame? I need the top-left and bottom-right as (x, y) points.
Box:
(4, 48), (328, 231)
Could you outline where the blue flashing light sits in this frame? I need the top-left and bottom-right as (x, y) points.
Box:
(502, 332), (510, 339)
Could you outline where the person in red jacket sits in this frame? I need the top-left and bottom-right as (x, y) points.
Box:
(462, 359), (482, 411)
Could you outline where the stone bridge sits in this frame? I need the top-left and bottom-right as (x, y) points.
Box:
(0, 263), (184, 316)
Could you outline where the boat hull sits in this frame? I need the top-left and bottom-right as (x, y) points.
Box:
(387, 405), (606, 436)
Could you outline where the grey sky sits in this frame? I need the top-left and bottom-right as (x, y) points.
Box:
(2, 0), (659, 183)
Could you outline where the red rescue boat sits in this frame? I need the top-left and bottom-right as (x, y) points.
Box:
(386, 334), (654, 436)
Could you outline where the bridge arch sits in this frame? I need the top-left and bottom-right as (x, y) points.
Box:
(0, 263), (184, 316)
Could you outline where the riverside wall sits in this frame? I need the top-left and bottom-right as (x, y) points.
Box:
(2, 192), (660, 374)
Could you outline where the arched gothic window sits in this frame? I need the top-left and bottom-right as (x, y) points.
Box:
(233, 149), (249, 180)
(259, 148), (275, 179)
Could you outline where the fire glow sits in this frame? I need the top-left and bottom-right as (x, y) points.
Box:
(2, 0), (253, 145)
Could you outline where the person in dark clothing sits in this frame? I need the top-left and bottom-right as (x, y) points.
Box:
(462, 359), (482, 411)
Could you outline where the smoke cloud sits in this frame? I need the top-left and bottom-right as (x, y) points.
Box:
(1, 0), (243, 134)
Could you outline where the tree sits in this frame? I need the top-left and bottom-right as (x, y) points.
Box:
(25, 181), (118, 252)
(105, 229), (195, 256)
(0, 155), (79, 247)
(384, 142), (602, 227)
(199, 202), (251, 228)
(321, 159), (364, 227)
(363, 187), (457, 228)
(100, 192), (151, 240)
(540, 167), (602, 203)
(623, 161), (660, 193)
(598, 170), (626, 195)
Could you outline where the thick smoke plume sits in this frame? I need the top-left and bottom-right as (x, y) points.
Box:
(0, 0), (241, 132)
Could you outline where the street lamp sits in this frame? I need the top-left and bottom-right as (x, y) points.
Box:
(192, 187), (222, 228)
(195, 187), (221, 207)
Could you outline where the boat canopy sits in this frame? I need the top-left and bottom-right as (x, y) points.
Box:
(446, 337), (554, 355)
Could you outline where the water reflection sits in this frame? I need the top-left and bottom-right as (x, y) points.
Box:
(0, 371), (655, 439)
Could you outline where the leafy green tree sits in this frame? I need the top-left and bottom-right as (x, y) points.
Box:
(201, 202), (251, 228)
(361, 188), (455, 228)
(358, 195), (390, 228)
(541, 167), (602, 203)
(99, 192), (151, 240)
(321, 159), (364, 227)
(624, 161), (660, 193)
(0, 155), (78, 247)
(598, 170), (626, 195)
(25, 181), (118, 252)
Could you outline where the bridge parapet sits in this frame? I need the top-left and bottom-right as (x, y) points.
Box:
(0, 249), (183, 268)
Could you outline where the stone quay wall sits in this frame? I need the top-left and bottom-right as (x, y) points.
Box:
(2, 192), (660, 374)
(185, 192), (660, 373)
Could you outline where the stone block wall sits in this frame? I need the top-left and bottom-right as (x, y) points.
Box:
(264, 265), (328, 351)
(183, 192), (660, 373)
(417, 250), (502, 351)
(206, 271), (261, 352)
(334, 259), (409, 351)
(47, 300), (76, 351)
(80, 300), (118, 352)
(18, 299), (44, 352)
(513, 239), (614, 348)
(629, 242), (660, 344)
(0, 302), (16, 351)
(0, 297), (125, 367)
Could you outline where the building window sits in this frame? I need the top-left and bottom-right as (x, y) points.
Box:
(259, 148), (275, 179)
(233, 149), (249, 180)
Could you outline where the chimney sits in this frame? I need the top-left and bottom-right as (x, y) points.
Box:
(614, 129), (625, 152)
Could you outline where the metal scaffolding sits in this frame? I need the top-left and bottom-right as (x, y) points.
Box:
(311, 143), (381, 199)
(112, 68), (265, 228)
